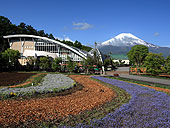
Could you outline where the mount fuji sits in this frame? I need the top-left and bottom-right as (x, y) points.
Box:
(100, 33), (158, 48)
(98, 33), (170, 57)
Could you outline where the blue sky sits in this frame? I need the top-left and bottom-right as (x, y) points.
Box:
(1, 0), (170, 47)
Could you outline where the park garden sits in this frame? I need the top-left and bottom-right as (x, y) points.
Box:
(0, 16), (170, 127)
(0, 46), (170, 127)
(0, 71), (169, 127)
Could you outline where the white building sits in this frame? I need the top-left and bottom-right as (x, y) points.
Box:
(4, 34), (89, 65)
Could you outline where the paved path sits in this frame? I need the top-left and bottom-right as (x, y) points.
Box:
(119, 74), (170, 86)
(106, 67), (170, 86)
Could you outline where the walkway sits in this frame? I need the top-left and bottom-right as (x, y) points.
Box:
(106, 67), (170, 86)
(120, 74), (170, 86)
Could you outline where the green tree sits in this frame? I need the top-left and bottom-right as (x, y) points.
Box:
(83, 56), (94, 66)
(81, 56), (95, 74)
(74, 40), (82, 49)
(48, 33), (55, 40)
(164, 56), (170, 74)
(39, 56), (51, 71)
(144, 53), (164, 74)
(17, 22), (27, 34)
(52, 57), (62, 71)
(1, 48), (20, 70)
(81, 45), (92, 52)
(66, 57), (76, 72)
(104, 58), (112, 66)
(127, 45), (149, 67)
(26, 25), (37, 35)
(37, 30), (46, 37)
(0, 16), (13, 51)
(0, 52), (5, 71)
(62, 40), (74, 46)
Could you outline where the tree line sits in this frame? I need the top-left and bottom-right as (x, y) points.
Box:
(127, 45), (170, 74)
(0, 16), (92, 52)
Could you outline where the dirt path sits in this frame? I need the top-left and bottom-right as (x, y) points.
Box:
(0, 75), (115, 127)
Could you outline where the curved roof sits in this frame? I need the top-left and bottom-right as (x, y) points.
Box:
(3, 34), (87, 59)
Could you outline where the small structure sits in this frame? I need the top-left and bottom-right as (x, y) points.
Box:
(110, 54), (129, 65)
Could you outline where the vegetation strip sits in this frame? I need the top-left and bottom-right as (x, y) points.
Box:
(108, 76), (170, 94)
(136, 74), (170, 80)
(0, 75), (115, 127)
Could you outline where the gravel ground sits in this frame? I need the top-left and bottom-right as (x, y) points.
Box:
(74, 76), (170, 128)
(0, 74), (74, 97)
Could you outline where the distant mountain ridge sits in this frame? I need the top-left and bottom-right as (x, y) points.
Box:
(98, 33), (170, 57)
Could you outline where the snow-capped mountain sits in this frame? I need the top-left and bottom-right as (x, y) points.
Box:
(100, 33), (159, 48)
(98, 33), (170, 57)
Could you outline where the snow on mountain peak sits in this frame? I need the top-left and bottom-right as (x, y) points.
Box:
(115, 33), (139, 40)
(101, 33), (159, 48)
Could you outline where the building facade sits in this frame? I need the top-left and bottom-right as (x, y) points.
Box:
(3, 34), (88, 65)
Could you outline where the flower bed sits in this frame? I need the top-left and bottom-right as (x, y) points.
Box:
(0, 74), (75, 98)
(0, 75), (115, 127)
(0, 72), (37, 87)
(73, 76), (170, 127)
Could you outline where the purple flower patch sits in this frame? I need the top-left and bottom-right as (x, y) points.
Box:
(64, 76), (170, 127)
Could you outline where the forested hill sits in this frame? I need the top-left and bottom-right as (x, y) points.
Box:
(0, 16), (92, 52)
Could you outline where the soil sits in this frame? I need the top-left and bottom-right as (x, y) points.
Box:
(0, 75), (115, 127)
(0, 72), (37, 87)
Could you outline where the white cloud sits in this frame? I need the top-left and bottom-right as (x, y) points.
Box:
(154, 32), (160, 36)
(73, 22), (93, 30)
(55, 35), (74, 42)
(64, 37), (74, 42)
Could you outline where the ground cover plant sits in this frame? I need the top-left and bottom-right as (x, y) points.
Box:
(138, 74), (170, 80)
(0, 75), (116, 127)
(0, 72), (36, 87)
(75, 76), (170, 127)
(0, 74), (74, 99)
(57, 77), (130, 127)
